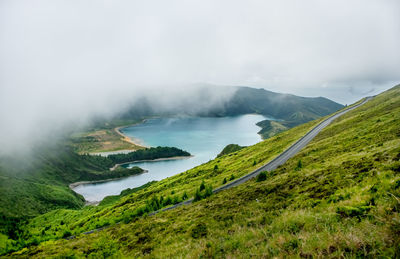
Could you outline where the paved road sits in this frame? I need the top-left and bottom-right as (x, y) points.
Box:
(150, 96), (372, 215)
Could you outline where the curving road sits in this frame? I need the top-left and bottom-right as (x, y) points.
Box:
(150, 96), (372, 215)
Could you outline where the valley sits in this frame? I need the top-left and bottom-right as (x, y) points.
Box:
(9, 84), (398, 258)
(1, 85), (398, 258)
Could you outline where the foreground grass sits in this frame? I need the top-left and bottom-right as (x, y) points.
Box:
(5, 85), (400, 257)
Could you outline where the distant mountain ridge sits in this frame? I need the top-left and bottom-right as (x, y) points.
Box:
(119, 86), (343, 138)
(210, 86), (343, 138)
(219, 86), (343, 121)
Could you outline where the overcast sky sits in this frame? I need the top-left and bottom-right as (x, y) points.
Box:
(1, 0), (399, 152)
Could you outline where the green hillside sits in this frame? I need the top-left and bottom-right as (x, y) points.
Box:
(0, 145), (192, 224)
(221, 87), (343, 120)
(224, 87), (344, 138)
(4, 85), (399, 257)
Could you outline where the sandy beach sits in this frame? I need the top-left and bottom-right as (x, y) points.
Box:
(88, 121), (148, 157)
(114, 123), (148, 149)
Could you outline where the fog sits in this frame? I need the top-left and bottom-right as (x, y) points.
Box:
(1, 0), (399, 153)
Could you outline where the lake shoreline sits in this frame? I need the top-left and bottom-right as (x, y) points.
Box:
(115, 121), (148, 149)
(73, 114), (266, 202)
(85, 120), (150, 157)
(110, 155), (194, 171)
(69, 169), (149, 189)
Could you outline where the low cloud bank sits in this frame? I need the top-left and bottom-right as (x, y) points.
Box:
(1, 0), (399, 154)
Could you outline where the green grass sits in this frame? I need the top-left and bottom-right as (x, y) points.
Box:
(0, 106), (322, 255)
(257, 120), (289, 138)
(68, 118), (143, 153)
(216, 144), (245, 157)
(4, 85), (400, 257)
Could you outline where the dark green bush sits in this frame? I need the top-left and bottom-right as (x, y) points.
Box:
(256, 172), (267, 182)
(191, 222), (208, 239)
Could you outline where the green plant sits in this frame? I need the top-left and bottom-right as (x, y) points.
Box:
(256, 171), (267, 182)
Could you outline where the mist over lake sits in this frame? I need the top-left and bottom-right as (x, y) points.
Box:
(73, 114), (267, 201)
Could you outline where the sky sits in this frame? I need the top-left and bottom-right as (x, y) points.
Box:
(0, 0), (399, 152)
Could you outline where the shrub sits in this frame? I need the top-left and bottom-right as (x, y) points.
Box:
(182, 191), (188, 200)
(191, 222), (208, 239)
(229, 174), (235, 181)
(256, 172), (267, 182)
(163, 196), (172, 206)
(222, 178), (227, 184)
(62, 230), (72, 238)
(194, 189), (202, 202)
(295, 160), (303, 171)
(172, 196), (181, 204)
(205, 185), (213, 198)
(336, 205), (373, 218)
(283, 238), (300, 251)
(194, 182), (213, 202)
(200, 181), (206, 191)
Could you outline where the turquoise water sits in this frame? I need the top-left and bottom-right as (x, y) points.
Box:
(73, 114), (266, 202)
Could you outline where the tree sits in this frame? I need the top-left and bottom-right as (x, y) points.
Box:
(182, 191), (188, 200)
(200, 180), (206, 191)
(295, 160), (303, 171)
(194, 189), (202, 202)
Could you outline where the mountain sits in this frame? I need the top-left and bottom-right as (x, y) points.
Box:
(120, 86), (344, 138)
(217, 86), (343, 120)
(215, 87), (343, 138)
(5, 85), (399, 257)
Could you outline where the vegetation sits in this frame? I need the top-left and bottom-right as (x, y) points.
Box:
(257, 120), (290, 138)
(0, 146), (114, 218)
(256, 171), (267, 182)
(69, 128), (142, 154)
(0, 103), (322, 255)
(99, 181), (157, 206)
(107, 146), (191, 165)
(216, 86), (343, 138)
(222, 86), (343, 119)
(0, 145), (188, 248)
(193, 182), (213, 202)
(217, 144), (245, 157)
(2, 85), (399, 257)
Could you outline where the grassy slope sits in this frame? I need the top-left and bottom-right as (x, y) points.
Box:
(0, 146), (146, 219)
(216, 144), (245, 157)
(257, 120), (289, 139)
(2, 110), (322, 254)
(7, 85), (400, 257)
(69, 127), (142, 154)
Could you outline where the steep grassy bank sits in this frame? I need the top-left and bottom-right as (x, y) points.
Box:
(7, 85), (399, 257)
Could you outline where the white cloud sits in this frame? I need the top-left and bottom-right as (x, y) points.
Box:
(0, 0), (399, 152)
